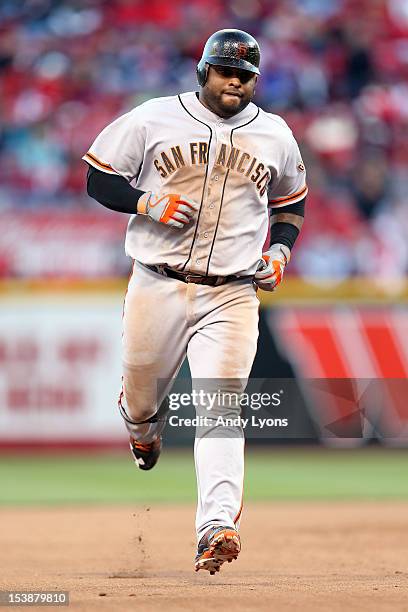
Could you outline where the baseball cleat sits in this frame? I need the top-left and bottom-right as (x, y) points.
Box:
(194, 526), (241, 575)
(130, 436), (162, 471)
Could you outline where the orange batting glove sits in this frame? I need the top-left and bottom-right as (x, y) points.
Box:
(137, 191), (198, 229)
(254, 243), (291, 292)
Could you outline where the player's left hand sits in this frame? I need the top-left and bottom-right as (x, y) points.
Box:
(254, 243), (290, 292)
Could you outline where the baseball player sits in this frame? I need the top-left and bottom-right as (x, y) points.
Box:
(83, 29), (306, 575)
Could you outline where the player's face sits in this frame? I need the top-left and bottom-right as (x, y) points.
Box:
(200, 65), (257, 118)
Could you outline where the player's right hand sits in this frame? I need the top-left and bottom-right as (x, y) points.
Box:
(137, 191), (198, 229)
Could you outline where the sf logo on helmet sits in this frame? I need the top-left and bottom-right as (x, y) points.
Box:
(236, 43), (248, 58)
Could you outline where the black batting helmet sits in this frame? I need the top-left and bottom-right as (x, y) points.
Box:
(196, 29), (261, 87)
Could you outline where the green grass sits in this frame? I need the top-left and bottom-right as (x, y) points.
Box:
(0, 448), (407, 506)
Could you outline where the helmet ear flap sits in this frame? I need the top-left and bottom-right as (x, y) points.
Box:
(196, 60), (209, 86)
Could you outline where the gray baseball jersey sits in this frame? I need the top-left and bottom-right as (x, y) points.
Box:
(83, 91), (307, 277)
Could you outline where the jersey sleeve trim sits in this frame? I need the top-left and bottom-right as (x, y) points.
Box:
(82, 152), (119, 175)
(269, 185), (308, 208)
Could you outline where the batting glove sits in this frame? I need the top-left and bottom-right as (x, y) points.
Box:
(137, 191), (198, 229)
(254, 243), (291, 292)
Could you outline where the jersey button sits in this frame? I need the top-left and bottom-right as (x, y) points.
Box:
(196, 259), (201, 265)
(214, 175), (219, 181)
(203, 232), (209, 238)
(209, 203), (214, 209)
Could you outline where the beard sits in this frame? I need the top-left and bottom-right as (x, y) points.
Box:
(201, 88), (251, 118)
(218, 92), (248, 116)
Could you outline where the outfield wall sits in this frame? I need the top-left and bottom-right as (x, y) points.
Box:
(0, 281), (407, 448)
(0, 291), (125, 447)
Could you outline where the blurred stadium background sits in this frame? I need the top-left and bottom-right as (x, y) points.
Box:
(1, 0), (408, 505)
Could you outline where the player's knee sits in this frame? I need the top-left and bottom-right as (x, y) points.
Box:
(121, 376), (160, 422)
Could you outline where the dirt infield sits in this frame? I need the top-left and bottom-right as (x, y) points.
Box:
(1, 502), (407, 611)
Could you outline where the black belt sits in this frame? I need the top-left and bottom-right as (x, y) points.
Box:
(144, 264), (245, 287)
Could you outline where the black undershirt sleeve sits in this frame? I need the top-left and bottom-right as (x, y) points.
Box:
(86, 165), (145, 214)
(269, 223), (300, 251)
(269, 197), (305, 251)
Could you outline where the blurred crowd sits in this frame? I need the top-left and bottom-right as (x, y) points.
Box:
(1, 0), (408, 282)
